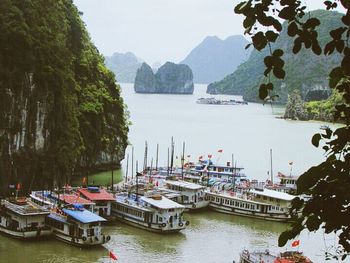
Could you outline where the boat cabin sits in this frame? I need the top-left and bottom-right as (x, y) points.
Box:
(78, 187), (114, 217)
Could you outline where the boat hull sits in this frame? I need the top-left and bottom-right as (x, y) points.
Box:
(183, 200), (210, 211)
(52, 230), (108, 247)
(0, 225), (52, 239)
(113, 212), (186, 233)
(209, 203), (290, 222)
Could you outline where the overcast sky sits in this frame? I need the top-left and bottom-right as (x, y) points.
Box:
(74, 0), (343, 65)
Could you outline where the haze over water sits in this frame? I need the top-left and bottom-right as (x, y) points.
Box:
(0, 84), (340, 263)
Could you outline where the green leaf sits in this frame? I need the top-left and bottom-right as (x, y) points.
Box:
(273, 67), (285, 79)
(259, 84), (268, 99)
(273, 49), (284, 57)
(266, 30), (279, 42)
(312, 133), (322, 147)
(287, 22), (298, 37)
(305, 18), (320, 28)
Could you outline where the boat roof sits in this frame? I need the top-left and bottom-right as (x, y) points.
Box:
(78, 188), (115, 201)
(250, 188), (295, 201)
(62, 208), (107, 223)
(48, 212), (69, 224)
(208, 191), (268, 205)
(59, 194), (95, 205)
(141, 196), (185, 210)
(165, 180), (205, 190)
(3, 199), (50, 216)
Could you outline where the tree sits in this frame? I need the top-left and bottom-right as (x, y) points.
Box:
(234, 0), (350, 260)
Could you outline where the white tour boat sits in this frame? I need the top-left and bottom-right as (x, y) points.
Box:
(0, 198), (52, 239)
(207, 187), (295, 222)
(112, 193), (189, 233)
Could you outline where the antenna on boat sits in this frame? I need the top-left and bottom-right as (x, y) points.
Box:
(181, 141), (185, 180)
(150, 158), (153, 177)
(155, 143), (159, 172)
(131, 146), (134, 180)
(270, 149), (273, 184)
(125, 153), (129, 183)
(136, 161), (139, 201)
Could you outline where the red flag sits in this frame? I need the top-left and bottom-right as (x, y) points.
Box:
(208, 154), (212, 159)
(218, 149), (223, 153)
(198, 156), (203, 160)
(292, 240), (300, 247)
(156, 181), (159, 187)
(82, 177), (87, 185)
(16, 183), (21, 190)
(109, 251), (118, 260)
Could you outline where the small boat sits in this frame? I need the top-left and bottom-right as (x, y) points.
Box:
(112, 193), (189, 233)
(238, 249), (312, 263)
(0, 198), (52, 239)
(197, 97), (248, 105)
(46, 204), (110, 247)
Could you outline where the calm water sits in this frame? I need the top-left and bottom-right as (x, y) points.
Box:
(0, 84), (342, 263)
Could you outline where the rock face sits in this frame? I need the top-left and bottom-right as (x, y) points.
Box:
(284, 90), (309, 120)
(180, 35), (250, 83)
(207, 10), (343, 103)
(104, 52), (143, 83)
(134, 62), (194, 94)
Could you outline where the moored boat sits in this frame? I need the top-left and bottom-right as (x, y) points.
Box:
(0, 198), (52, 239)
(207, 187), (295, 222)
(46, 204), (110, 247)
(112, 193), (189, 233)
(238, 249), (313, 263)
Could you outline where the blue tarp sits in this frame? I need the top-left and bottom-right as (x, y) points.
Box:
(48, 212), (69, 224)
(62, 208), (107, 223)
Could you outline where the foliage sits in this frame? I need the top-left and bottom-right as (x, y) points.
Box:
(209, 10), (343, 103)
(0, 0), (128, 193)
(234, 0), (350, 260)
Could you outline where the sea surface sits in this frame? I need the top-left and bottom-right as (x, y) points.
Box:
(0, 84), (342, 263)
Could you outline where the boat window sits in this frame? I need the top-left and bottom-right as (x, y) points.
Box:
(256, 204), (259, 209)
(235, 201), (239, 207)
(263, 196), (267, 200)
(230, 200), (234, 206)
(251, 205), (255, 210)
(240, 202), (244, 208)
(159, 217), (163, 222)
(270, 197), (274, 201)
(87, 228), (94, 237)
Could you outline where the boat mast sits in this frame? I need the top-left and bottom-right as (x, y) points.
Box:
(170, 137), (174, 174)
(143, 141), (148, 173)
(181, 141), (185, 180)
(155, 143), (159, 172)
(125, 153), (129, 183)
(136, 161), (139, 201)
(131, 146), (134, 180)
(232, 153), (235, 190)
(270, 149), (273, 184)
(167, 147), (170, 176)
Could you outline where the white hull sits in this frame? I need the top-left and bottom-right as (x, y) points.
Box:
(0, 226), (52, 239)
(53, 230), (108, 247)
(209, 203), (290, 222)
(183, 200), (210, 211)
(113, 212), (187, 233)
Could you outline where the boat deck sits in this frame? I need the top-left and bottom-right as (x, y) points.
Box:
(1, 199), (49, 216)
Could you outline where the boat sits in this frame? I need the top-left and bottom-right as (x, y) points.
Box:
(238, 249), (313, 263)
(77, 186), (115, 219)
(0, 197), (52, 239)
(197, 97), (248, 105)
(112, 192), (189, 233)
(45, 204), (110, 246)
(207, 186), (295, 222)
(158, 180), (210, 210)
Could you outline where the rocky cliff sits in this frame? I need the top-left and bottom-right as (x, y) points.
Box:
(0, 0), (129, 194)
(207, 10), (343, 103)
(134, 62), (194, 94)
(104, 52), (143, 83)
(180, 35), (250, 84)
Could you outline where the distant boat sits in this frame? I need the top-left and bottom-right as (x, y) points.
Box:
(196, 97), (248, 105)
(112, 193), (189, 233)
(0, 198), (52, 239)
(237, 249), (313, 263)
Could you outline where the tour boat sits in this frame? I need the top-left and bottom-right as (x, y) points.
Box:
(238, 249), (312, 263)
(0, 198), (52, 239)
(46, 204), (110, 247)
(207, 186), (295, 222)
(112, 193), (189, 233)
(158, 180), (210, 210)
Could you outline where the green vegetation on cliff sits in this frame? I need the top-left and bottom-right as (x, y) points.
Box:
(0, 0), (129, 193)
(208, 10), (343, 103)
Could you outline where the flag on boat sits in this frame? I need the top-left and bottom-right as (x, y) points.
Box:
(198, 155), (203, 160)
(208, 154), (212, 159)
(109, 251), (118, 260)
(292, 240), (300, 247)
(289, 161), (294, 165)
(82, 177), (87, 185)
(218, 149), (223, 153)
(277, 172), (285, 177)
(16, 183), (21, 190)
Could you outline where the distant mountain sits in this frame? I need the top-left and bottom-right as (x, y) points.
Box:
(180, 35), (250, 84)
(104, 52), (143, 83)
(134, 62), (194, 94)
(207, 10), (343, 103)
